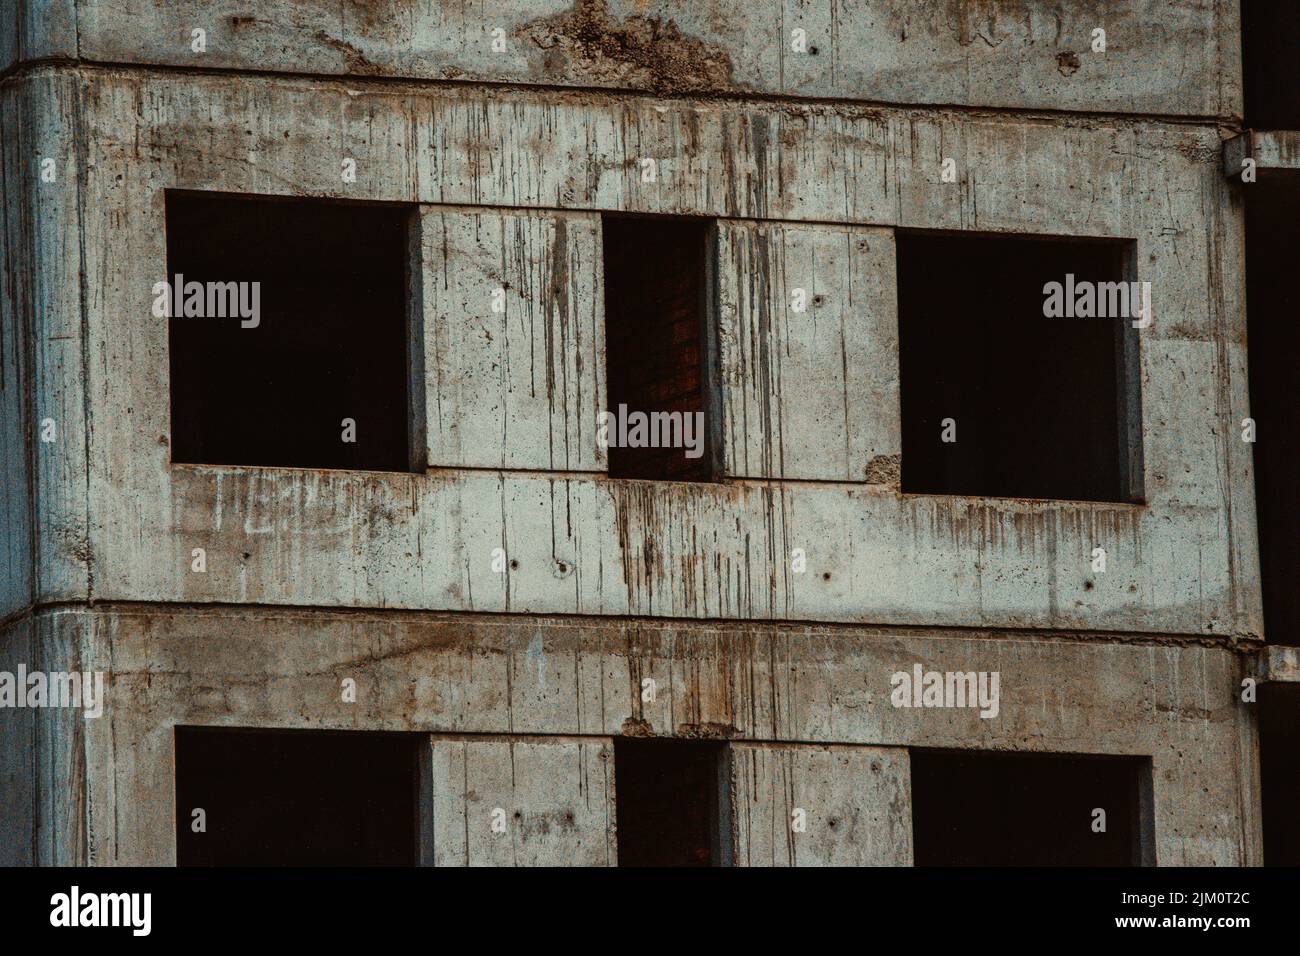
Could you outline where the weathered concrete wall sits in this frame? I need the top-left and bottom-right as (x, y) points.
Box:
(427, 735), (616, 866)
(0, 0), (77, 75)
(1, 72), (90, 622)
(0, 612), (96, 867)
(5, 65), (1251, 637)
(422, 206), (607, 472)
(731, 743), (913, 866)
(0, 614), (36, 865)
(5, 605), (1260, 865)
(3, 0), (1241, 118)
(0, 0), (1266, 869)
(719, 221), (899, 482)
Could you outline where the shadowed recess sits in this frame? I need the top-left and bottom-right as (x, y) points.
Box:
(175, 726), (421, 866)
(898, 232), (1137, 502)
(166, 191), (415, 472)
(614, 737), (726, 866)
(602, 214), (715, 481)
(911, 749), (1149, 866)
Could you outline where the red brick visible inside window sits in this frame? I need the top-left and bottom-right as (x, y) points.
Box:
(602, 215), (714, 481)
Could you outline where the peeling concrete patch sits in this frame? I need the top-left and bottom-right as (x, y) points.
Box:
(865, 454), (902, 485)
(53, 525), (93, 566)
(1173, 139), (1221, 165)
(676, 722), (738, 739)
(516, 0), (740, 94)
(1056, 51), (1081, 76)
(620, 717), (654, 736)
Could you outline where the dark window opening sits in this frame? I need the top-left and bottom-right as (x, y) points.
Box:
(1242, 1), (1300, 129)
(1245, 188), (1300, 646)
(1261, 684), (1300, 865)
(602, 215), (716, 481)
(614, 738), (727, 866)
(175, 726), (422, 866)
(166, 192), (418, 472)
(910, 750), (1151, 866)
(898, 232), (1141, 502)
(1243, 136), (1300, 867)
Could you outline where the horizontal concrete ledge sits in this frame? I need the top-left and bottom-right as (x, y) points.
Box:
(0, 57), (1244, 130)
(6, 600), (1265, 653)
(1222, 129), (1300, 178)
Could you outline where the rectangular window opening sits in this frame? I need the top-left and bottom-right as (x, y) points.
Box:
(614, 737), (728, 866)
(1245, 188), (1300, 646)
(897, 232), (1143, 502)
(166, 191), (420, 472)
(175, 726), (423, 866)
(1261, 684), (1300, 865)
(910, 749), (1152, 866)
(602, 214), (717, 482)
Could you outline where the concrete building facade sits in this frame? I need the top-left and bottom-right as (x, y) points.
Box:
(0, 1), (1292, 866)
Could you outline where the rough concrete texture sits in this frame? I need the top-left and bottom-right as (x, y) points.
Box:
(3, 0), (1242, 117)
(426, 736), (616, 866)
(1, 67), (1260, 637)
(0, 0), (77, 74)
(731, 743), (914, 866)
(422, 206), (607, 472)
(0, 82), (33, 620)
(0, 608), (1261, 866)
(0, 0), (1268, 867)
(719, 222), (900, 482)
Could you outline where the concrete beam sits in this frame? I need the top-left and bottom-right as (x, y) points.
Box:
(1257, 645), (1300, 684)
(1222, 130), (1300, 180)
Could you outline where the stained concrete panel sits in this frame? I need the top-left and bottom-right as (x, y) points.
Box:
(421, 206), (605, 472)
(58, 0), (1243, 119)
(0, 0), (77, 75)
(717, 220), (900, 483)
(731, 743), (913, 866)
(426, 735), (615, 866)
(0, 74), (90, 616)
